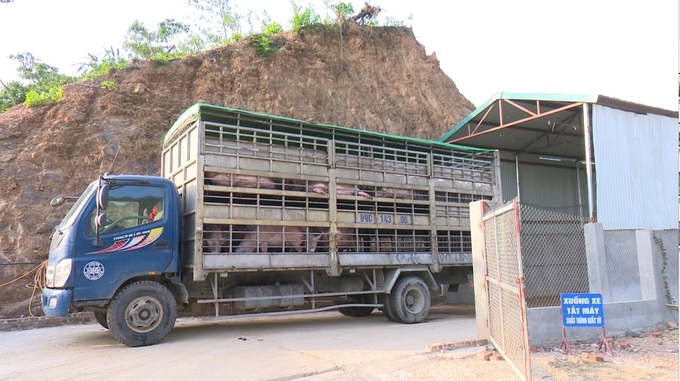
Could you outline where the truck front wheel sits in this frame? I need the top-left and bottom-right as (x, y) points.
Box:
(107, 281), (177, 347)
(387, 276), (431, 324)
(94, 311), (108, 329)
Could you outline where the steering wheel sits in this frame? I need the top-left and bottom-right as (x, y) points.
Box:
(100, 215), (152, 234)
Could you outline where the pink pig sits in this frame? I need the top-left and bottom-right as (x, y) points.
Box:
(235, 225), (305, 253)
(308, 182), (372, 199)
(206, 172), (277, 189)
(308, 228), (358, 252)
(376, 187), (411, 199)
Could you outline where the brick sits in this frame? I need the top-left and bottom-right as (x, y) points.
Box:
(618, 342), (630, 350)
(427, 343), (445, 351)
(491, 355), (504, 361)
(479, 351), (494, 361)
(651, 331), (662, 338)
(587, 354), (604, 362)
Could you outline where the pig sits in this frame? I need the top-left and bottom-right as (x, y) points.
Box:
(235, 225), (305, 253)
(205, 172), (277, 189)
(203, 224), (229, 254)
(336, 228), (359, 252)
(376, 187), (411, 200)
(309, 228), (358, 253)
(308, 182), (372, 199)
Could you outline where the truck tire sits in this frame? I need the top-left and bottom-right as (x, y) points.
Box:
(107, 281), (177, 347)
(94, 311), (109, 329)
(338, 306), (374, 317)
(387, 276), (431, 324)
(381, 295), (398, 322)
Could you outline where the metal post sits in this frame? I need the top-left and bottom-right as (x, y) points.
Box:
(515, 154), (521, 202)
(576, 162), (583, 221)
(327, 140), (340, 276)
(583, 104), (595, 221)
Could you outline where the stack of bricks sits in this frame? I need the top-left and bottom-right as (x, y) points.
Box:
(0, 312), (95, 331)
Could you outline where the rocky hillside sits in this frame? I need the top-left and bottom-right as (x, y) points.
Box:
(0, 23), (475, 318)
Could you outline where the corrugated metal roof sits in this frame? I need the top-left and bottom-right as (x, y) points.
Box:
(439, 92), (598, 144)
(438, 92), (678, 160)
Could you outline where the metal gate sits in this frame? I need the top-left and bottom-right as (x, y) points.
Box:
(482, 201), (531, 381)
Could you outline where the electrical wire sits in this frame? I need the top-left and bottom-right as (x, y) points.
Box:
(0, 260), (48, 317)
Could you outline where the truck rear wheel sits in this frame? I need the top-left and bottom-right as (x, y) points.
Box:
(107, 281), (177, 347)
(338, 295), (374, 317)
(387, 276), (431, 324)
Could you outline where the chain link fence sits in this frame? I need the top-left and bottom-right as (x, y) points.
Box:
(518, 204), (588, 308)
(482, 202), (531, 380)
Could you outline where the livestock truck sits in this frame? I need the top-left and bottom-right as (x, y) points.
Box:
(42, 104), (499, 346)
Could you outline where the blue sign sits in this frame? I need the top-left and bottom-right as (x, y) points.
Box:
(561, 293), (605, 327)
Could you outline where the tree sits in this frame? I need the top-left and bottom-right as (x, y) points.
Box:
(76, 47), (129, 79)
(123, 19), (193, 60)
(291, 1), (322, 34)
(0, 80), (26, 112)
(187, 0), (243, 47)
(0, 53), (75, 110)
(333, 2), (354, 22)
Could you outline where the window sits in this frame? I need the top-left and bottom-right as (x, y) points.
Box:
(86, 185), (165, 237)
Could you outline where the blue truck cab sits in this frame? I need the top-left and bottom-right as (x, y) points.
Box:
(42, 175), (182, 346)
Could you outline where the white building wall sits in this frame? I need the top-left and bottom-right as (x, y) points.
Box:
(592, 105), (678, 230)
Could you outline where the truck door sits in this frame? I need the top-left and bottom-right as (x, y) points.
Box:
(73, 183), (174, 302)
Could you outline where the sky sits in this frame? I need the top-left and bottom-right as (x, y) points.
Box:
(0, 0), (677, 111)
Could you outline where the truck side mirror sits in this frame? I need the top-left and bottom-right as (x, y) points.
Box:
(50, 196), (65, 207)
(95, 213), (108, 227)
(98, 183), (109, 210)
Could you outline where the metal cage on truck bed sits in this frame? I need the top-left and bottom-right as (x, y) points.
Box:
(161, 104), (499, 281)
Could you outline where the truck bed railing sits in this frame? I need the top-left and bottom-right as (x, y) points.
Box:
(161, 107), (497, 280)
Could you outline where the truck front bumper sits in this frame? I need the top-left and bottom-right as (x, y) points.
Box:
(42, 288), (73, 316)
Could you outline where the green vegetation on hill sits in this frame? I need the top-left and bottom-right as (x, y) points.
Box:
(0, 1), (406, 113)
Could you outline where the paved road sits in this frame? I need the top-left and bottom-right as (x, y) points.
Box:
(0, 305), (502, 381)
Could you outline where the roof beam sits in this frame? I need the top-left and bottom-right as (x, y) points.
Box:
(504, 99), (537, 117)
(446, 102), (584, 144)
(516, 111), (582, 153)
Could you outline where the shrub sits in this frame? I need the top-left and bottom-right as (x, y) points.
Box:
(251, 34), (278, 56)
(101, 81), (117, 90)
(291, 1), (321, 34)
(23, 86), (62, 107)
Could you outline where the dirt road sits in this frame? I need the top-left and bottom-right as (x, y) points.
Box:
(0, 305), (517, 381)
(2, 305), (677, 381)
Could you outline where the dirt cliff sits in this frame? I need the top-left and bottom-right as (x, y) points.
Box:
(0, 23), (475, 318)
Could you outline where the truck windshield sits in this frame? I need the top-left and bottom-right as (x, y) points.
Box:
(57, 181), (98, 231)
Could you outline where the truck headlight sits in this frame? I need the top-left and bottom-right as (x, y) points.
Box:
(45, 265), (54, 287)
(53, 259), (72, 288)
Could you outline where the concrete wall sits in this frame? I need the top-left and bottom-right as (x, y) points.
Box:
(528, 301), (672, 345)
(603, 230), (642, 302)
(527, 225), (679, 344)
